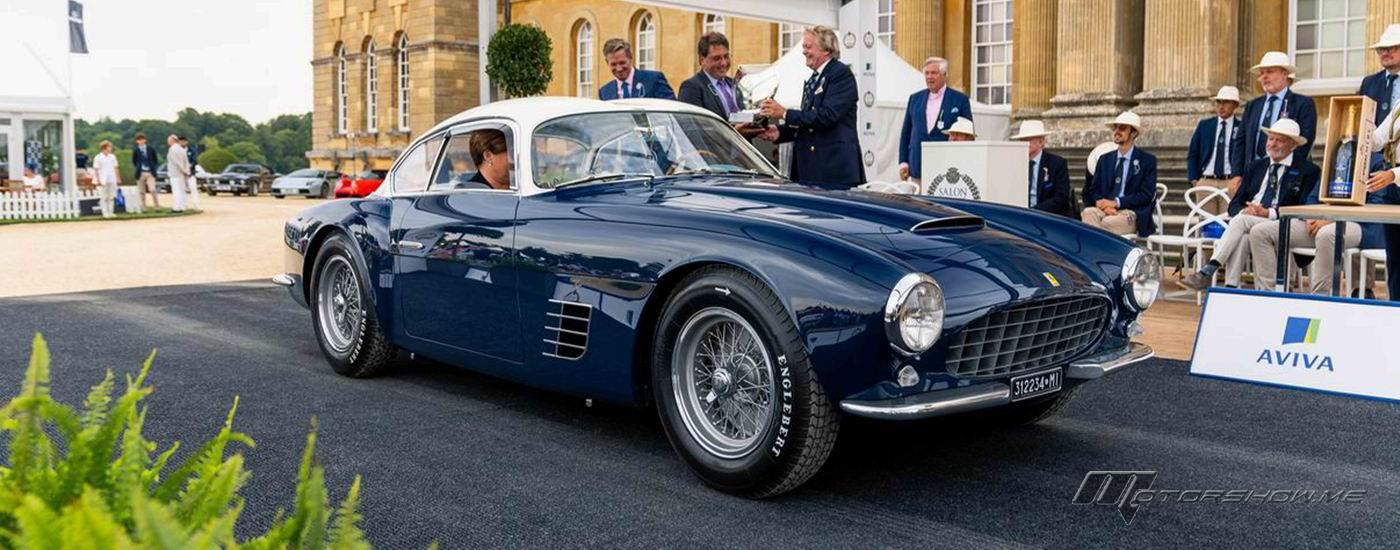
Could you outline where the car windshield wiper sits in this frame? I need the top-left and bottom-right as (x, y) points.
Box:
(552, 172), (655, 190)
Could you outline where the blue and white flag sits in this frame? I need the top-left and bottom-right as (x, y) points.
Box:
(68, 1), (88, 54)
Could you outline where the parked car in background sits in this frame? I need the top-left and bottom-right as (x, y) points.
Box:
(206, 163), (276, 196)
(272, 169), (342, 199)
(274, 98), (1159, 499)
(155, 163), (170, 192)
(334, 169), (388, 198)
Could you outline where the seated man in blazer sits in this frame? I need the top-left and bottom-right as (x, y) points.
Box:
(757, 26), (864, 189)
(1180, 118), (1319, 290)
(598, 38), (675, 101)
(1011, 120), (1074, 218)
(897, 57), (972, 181)
(1186, 86), (1244, 216)
(1082, 111), (1158, 237)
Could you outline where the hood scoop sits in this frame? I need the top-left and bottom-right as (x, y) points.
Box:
(910, 215), (985, 233)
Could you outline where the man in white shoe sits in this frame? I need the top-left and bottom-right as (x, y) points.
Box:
(1180, 119), (1319, 290)
(166, 134), (190, 212)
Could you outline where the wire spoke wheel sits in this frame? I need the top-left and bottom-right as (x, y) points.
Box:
(672, 307), (775, 459)
(317, 256), (361, 353)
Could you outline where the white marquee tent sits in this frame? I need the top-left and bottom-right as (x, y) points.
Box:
(0, 6), (78, 192)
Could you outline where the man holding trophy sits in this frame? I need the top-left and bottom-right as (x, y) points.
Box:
(754, 26), (865, 189)
(678, 32), (764, 140)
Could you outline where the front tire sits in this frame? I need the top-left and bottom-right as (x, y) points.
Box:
(309, 233), (396, 378)
(653, 266), (839, 498)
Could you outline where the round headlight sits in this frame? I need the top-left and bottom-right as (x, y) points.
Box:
(1122, 248), (1161, 311)
(884, 273), (945, 354)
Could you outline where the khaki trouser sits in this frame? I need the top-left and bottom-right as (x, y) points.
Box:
(1249, 220), (1362, 294)
(1194, 177), (1235, 216)
(1209, 213), (1273, 286)
(137, 172), (160, 208)
(98, 182), (116, 218)
(1081, 207), (1137, 236)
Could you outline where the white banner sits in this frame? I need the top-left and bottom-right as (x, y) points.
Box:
(1190, 289), (1400, 402)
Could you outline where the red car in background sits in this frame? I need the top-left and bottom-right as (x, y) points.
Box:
(334, 169), (388, 198)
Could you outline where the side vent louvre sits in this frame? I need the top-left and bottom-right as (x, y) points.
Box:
(544, 299), (592, 360)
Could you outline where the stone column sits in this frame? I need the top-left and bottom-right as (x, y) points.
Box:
(1012, 0), (1057, 120)
(1239, 0), (1286, 94)
(894, 0), (942, 71)
(1132, 0), (1240, 148)
(1042, 0), (1146, 149)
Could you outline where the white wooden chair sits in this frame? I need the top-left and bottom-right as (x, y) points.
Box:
(858, 181), (919, 195)
(1288, 247), (1360, 296)
(1146, 186), (1229, 304)
(1358, 249), (1388, 298)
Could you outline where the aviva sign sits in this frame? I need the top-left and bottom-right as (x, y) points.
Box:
(1192, 289), (1399, 402)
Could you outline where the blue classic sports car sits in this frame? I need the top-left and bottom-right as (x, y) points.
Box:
(274, 98), (1160, 498)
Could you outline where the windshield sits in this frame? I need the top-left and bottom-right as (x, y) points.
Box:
(532, 112), (778, 188)
(227, 165), (261, 174)
(288, 169), (319, 177)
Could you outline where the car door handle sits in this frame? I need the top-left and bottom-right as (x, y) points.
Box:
(396, 241), (424, 251)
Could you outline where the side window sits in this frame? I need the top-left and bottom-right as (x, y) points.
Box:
(429, 125), (515, 191)
(390, 135), (444, 193)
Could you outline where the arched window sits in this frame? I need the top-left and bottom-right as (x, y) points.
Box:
(335, 43), (348, 135)
(634, 13), (657, 70)
(364, 39), (378, 133)
(702, 14), (724, 35)
(396, 34), (410, 131)
(575, 21), (594, 97)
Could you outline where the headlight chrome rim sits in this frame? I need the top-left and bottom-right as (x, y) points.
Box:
(884, 273), (946, 354)
(1121, 248), (1161, 311)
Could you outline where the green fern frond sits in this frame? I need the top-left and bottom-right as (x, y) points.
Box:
(131, 493), (193, 550)
(327, 475), (369, 550)
(80, 370), (116, 431)
(12, 494), (61, 549)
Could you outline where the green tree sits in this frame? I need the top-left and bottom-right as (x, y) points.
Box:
(198, 147), (238, 173)
(486, 24), (553, 97)
(227, 141), (267, 165)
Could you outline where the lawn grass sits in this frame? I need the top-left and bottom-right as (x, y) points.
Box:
(0, 208), (200, 226)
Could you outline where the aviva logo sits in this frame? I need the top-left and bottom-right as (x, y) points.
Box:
(1282, 317), (1321, 345)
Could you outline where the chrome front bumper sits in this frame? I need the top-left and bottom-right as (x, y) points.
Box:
(838, 342), (1153, 420)
(272, 272), (307, 308)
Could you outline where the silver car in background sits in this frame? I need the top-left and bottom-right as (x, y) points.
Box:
(272, 169), (342, 199)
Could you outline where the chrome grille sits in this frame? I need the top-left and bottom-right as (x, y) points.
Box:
(945, 295), (1109, 378)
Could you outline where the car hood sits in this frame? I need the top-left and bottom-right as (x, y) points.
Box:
(645, 180), (1108, 306)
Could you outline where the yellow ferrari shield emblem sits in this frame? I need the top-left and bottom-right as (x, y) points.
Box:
(1043, 272), (1060, 287)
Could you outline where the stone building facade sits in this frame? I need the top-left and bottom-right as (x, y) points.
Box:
(307, 0), (483, 174)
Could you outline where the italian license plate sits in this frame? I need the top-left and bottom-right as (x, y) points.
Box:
(217, 184), (230, 190)
(1010, 369), (1062, 401)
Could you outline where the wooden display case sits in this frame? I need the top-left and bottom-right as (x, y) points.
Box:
(1318, 95), (1375, 206)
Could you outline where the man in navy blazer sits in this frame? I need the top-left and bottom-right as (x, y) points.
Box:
(598, 38), (674, 101)
(131, 132), (160, 209)
(897, 57), (972, 181)
(1239, 52), (1317, 164)
(757, 26), (864, 189)
(1181, 119), (1317, 290)
(1186, 86), (1244, 215)
(1010, 120), (1073, 218)
(1359, 25), (1400, 127)
(1082, 112), (1158, 237)
(1363, 24), (1400, 301)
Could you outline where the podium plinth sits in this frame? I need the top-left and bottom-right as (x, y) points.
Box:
(920, 141), (1029, 208)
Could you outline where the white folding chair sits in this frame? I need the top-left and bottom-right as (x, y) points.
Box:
(1147, 186), (1229, 304)
(1288, 246), (1361, 297)
(858, 181), (918, 194)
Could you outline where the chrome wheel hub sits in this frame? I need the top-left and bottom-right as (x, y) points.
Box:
(316, 256), (361, 353)
(672, 307), (776, 459)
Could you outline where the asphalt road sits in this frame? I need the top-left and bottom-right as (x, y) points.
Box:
(1, 282), (1396, 549)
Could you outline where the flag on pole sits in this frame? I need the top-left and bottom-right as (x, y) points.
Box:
(68, 1), (88, 54)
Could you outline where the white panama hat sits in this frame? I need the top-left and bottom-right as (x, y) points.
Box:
(1086, 142), (1117, 176)
(1373, 24), (1400, 49)
(947, 117), (977, 137)
(1251, 51), (1297, 74)
(1010, 120), (1049, 140)
(1261, 117), (1307, 145)
(1104, 111), (1143, 132)
(1211, 86), (1241, 104)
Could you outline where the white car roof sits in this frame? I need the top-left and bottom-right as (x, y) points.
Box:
(424, 97), (723, 137)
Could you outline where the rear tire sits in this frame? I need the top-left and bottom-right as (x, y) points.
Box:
(309, 233), (396, 378)
(652, 265), (839, 498)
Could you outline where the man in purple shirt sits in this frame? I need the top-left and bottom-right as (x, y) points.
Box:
(678, 32), (762, 139)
